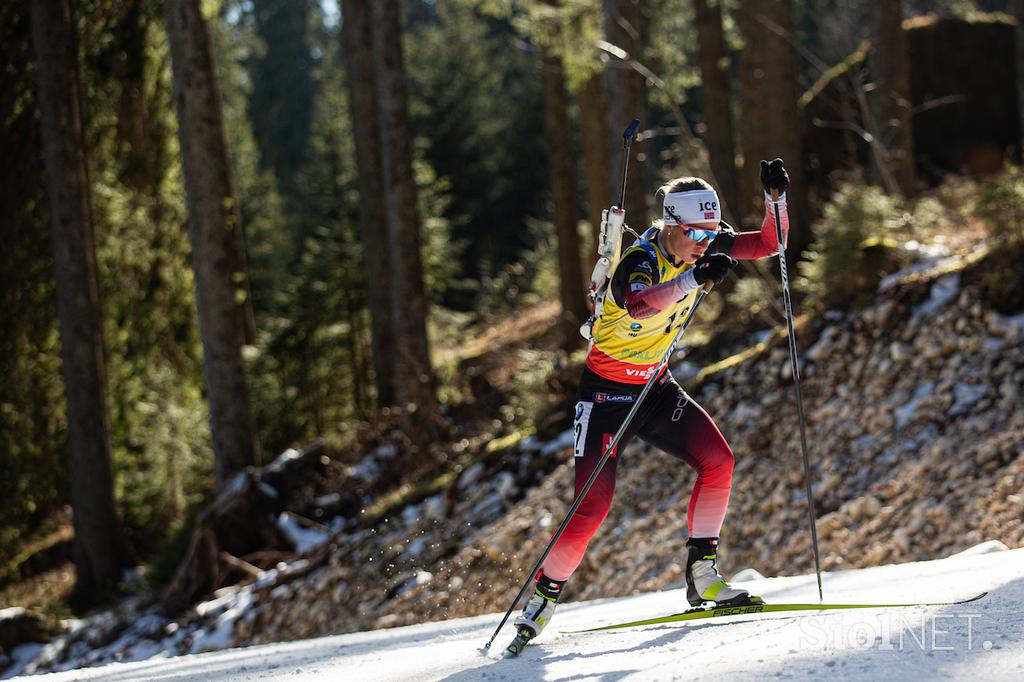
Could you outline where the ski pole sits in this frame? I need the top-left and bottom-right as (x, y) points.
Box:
(770, 189), (824, 603)
(482, 283), (714, 652)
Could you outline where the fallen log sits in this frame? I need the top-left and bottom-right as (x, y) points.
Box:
(160, 442), (328, 614)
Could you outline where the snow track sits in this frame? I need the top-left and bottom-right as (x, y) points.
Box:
(24, 546), (1024, 681)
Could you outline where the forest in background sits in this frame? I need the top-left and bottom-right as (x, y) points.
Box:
(3, 0), (1024, 621)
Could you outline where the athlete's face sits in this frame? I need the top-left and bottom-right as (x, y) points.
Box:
(664, 220), (719, 264)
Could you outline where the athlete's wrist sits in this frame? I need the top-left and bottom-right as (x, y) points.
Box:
(672, 269), (698, 295)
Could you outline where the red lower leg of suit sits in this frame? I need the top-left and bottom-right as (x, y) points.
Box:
(541, 372), (734, 582)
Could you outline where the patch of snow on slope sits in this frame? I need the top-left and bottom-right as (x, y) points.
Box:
(894, 381), (935, 428)
(540, 428), (575, 456)
(277, 514), (328, 552)
(912, 273), (960, 317)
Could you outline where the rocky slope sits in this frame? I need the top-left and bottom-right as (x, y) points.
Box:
(236, 245), (1023, 644)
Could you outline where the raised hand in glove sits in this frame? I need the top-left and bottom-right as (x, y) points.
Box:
(760, 158), (790, 195)
(692, 253), (737, 287)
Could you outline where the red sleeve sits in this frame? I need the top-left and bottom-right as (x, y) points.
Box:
(731, 195), (790, 260)
(624, 279), (687, 319)
(611, 251), (660, 319)
(611, 250), (696, 319)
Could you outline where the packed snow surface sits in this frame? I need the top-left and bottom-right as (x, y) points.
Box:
(20, 546), (1024, 681)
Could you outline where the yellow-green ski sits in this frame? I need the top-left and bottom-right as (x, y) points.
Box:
(568, 592), (987, 633)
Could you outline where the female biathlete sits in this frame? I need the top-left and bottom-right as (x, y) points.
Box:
(515, 159), (792, 639)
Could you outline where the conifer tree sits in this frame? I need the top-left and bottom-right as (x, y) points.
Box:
(165, 0), (259, 490)
(30, 0), (127, 607)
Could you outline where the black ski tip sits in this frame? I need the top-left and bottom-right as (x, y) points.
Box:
(504, 628), (534, 657)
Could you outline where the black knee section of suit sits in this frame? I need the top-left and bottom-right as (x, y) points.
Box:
(535, 573), (565, 602)
(686, 536), (719, 564)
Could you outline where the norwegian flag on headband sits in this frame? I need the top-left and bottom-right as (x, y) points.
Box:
(663, 188), (721, 225)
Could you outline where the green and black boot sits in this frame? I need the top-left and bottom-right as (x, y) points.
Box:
(685, 537), (760, 607)
(513, 573), (564, 638)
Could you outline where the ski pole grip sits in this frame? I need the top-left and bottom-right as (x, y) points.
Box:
(770, 188), (780, 202)
(703, 281), (715, 293)
(623, 118), (640, 144)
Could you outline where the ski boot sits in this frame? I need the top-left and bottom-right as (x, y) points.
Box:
(507, 573), (564, 655)
(685, 537), (760, 607)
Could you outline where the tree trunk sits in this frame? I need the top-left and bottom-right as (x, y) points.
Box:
(694, 0), (739, 223)
(737, 0), (766, 226)
(107, 0), (155, 196)
(869, 1), (915, 196)
(340, 0), (397, 408)
(368, 0), (441, 444)
(541, 47), (587, 350)
(739, 0), (808, 255)
(30, 0), (126, 609)
(165, 0), (259, 491)
(1015, 0), (1024, 163)
(579, 73), (612, 245)
(603, 0), (648, 241)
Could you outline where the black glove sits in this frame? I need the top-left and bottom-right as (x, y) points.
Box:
(692, 253), (736, 287)
(760, 158), (790, 194)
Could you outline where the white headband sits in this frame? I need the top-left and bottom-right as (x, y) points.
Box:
(663, 189), (721, 225)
